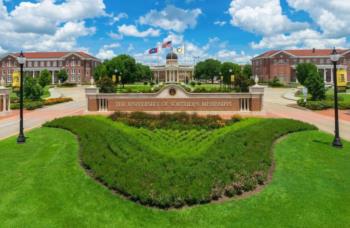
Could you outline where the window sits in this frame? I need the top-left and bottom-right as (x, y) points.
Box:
(71, 74), (76, 82)
(78, 69), (80, 74)
(78, 60), (81, 66)
(41, 61), (45, 67)
(7, 74), (12, 83)
(28, 61), (32, 67)
(320, 59), (324, 64)
(53, 61), (57, 67)
(72, 60), (75, 67)
(47, 61), (51, 67)
(34, 61), (38, 67)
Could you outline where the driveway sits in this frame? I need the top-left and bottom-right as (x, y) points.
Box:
(264, 87), (350, 141)
(0, 86), (86, 140)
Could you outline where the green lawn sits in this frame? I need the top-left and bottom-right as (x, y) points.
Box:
(116, 83), (154, 93)
(0, 126), (350, 226)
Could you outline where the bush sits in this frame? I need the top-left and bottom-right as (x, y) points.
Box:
(97, 77), (115, 93)
(297, 99), (350, 110)
(143, 82), (148, 85)
(44, 98), (73, 106)
(57, 70), (68, 83)
(268, 77), (284, 87)
(25, 101), (44, 110)
(38, 69), (51, 87)
(58, 83), (77, 87)
(304, 71), (325, 100)
(190, 81), (196, 87)
(24, 77), (43, 100)
(109, 112), (233, 130)
(45, 115), (316, 208)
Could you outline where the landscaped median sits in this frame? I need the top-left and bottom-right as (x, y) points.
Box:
(44, 113), (316, 209)
(1, 114), (350, 226)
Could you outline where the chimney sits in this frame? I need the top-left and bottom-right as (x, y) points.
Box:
(312, 48), (316, 53)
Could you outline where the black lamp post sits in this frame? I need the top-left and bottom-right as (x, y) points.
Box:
(330, 48), (342, 148)
(17, 51), (26, 144)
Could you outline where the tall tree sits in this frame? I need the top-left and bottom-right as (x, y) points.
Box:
(38, 69), (51, 87)
(195, 59), (221, 83)
(242, 64), (252, 78)
(221, 62), (241, 85)
(136, 63), (153, 82)
(93, 64), (108, 81)
(106, 55), (137, 85)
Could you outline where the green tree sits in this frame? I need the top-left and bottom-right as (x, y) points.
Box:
(242, 64), (252, 78)
(234, 74), (254, 92)
(38, 69), (51, 87)
(136, 63), (153, 82)
(221, 62), (241, 85)
(296, 63), (318, 85)
(93, 63), (108, 82)
(97, 77), (116, 93)
(106, 55), (137, 85)
(304, 70), (326, 101)
(24, 77), (43, 100)
(57, 70), (68, 83)
(195, 59), (221, 83)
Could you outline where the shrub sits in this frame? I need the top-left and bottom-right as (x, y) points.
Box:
(268, 77), (284, 87)
(43, 98), (73, 106)
(25, 101), (44, 110)
(97, 77), (116, 93)
(58, 83), (77, 87)
(143, 82), (148, 85)
(190, 81), (196, 87)
(24, 77), (43, 100)
(57, 69), (68, 83)
(38, 69), (51, 87)
(45, 116), (316, 209)
(304, 71), (325, 100)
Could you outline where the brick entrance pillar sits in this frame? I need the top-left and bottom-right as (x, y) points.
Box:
(0, 87), (10, 113)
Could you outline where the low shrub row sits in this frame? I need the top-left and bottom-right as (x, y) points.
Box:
(45, 115), (316, 209)
(11, 97), (73, 110)
(297, 98), (350, 110)
(109, 112), (241, 130)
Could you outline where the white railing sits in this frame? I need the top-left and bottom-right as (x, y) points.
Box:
(98, 98), (108, 112)
(240, 98), (251, 112)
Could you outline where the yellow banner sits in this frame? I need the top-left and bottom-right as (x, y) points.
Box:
(12, 71), (20, 88)
(337, 69), (347, 87)
(231, 75), (235, 82)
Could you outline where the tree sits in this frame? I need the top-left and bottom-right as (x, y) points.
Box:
(221, 62), (241, 85)
(234, 74), (254, 92)
(38, 69), (51, 87)
(296, 63), (318, 85)
(304, 70), (326, 101)
(97, 77), (116, 93)
(194, 59), (221, 83)
(136, 63), (153, 82)
(93, 64), (108, 82)
(106, 55), (138, 85)
(242, 64), (252, 78)
(57, 69), (68, 83)
(24, 77), (43, 100)
(296, 63), (325, 101)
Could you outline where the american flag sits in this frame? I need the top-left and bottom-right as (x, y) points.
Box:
(162, 41), (172, 48)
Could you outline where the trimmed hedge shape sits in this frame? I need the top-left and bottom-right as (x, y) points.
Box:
(45, 115), (316, 208)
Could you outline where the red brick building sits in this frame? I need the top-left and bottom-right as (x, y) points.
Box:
(0, 52), (101, 85)
(252, 49), (350, 84)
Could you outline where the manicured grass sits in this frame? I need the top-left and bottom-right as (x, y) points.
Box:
(1, 127), (350, 227)
(45, 116), (315, 208)
(116, 83), (154, 93)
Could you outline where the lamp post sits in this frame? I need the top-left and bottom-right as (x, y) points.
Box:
(330, 48), (342, 148)
(17, 51), (26, 144)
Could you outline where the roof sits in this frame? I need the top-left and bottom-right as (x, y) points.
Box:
(10, 51), (98, 60)
(253, 49), (349, 60)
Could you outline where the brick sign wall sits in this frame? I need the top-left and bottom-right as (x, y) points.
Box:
(86, 85), (264, 112)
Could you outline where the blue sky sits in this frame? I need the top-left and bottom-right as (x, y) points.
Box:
(0, 0), (349, 64)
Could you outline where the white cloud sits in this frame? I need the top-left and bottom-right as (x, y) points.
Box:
(286, 0), (350, 37)
(109, 12), (128, 25)
(118, 24), (160, 38)
(214, 21), (227, 26)
(251, 29), (347, 50)
(139, 5), (202, 33)
(229, 0), (308, 36)
(0, 0), (105, 52)
(96, 49), (116, 60)
(216, 50), (252, 63)
(163, 32), (184, 46)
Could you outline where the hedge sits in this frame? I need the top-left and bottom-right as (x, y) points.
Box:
(11, 97), (73, 110)
(45, 114), (316, 209)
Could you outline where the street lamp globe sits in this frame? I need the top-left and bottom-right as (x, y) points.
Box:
(114, 69), (118, 74)
(330, 48), (340, 63)
(17, 51), (26, 65)
(229, 69), (233, 73)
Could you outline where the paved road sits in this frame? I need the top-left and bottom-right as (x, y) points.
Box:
(0, 86), (86, 140)
(264, 87), (350, 141)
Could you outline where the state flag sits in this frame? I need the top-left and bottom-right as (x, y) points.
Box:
(148, 47), (158, 54)
(175, 46), (185, 55)
(162, 41), (172, 48)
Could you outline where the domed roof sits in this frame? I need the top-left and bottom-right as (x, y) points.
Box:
(166, 52), (178, 60)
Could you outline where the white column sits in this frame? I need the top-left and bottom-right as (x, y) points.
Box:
(52, 71), (55, 85)
(331, 68), (334, 83)
(32, 70), (35, 78)
(2, 95), (5, 112)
